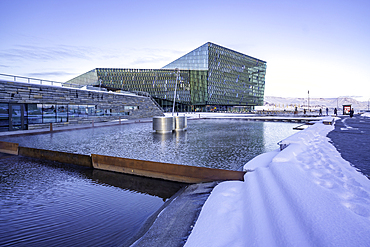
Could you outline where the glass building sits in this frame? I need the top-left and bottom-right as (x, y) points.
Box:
(67, 42), (266, 112)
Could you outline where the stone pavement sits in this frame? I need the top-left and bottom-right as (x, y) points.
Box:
(327, 114), (370, 179)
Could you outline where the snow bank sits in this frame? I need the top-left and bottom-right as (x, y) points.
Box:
(185, 118), (370, 246)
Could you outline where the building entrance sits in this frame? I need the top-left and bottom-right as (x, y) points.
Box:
(9, 104), (27, 131)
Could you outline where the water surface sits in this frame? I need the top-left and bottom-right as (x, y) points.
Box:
(0, 119), (298, 246)
(2, 119), (297, 170)
(0, 155), (182, 246)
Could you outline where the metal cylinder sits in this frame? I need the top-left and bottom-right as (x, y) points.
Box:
(174, 116), (187, 131)
(153, 116), (174, 133)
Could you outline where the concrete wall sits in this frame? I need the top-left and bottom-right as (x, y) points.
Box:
(0, 80), (164, 129)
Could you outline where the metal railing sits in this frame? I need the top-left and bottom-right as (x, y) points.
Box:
(0, 73), (82, 88)
(132, 91), (164, 112)
(0, 73), (166, 112)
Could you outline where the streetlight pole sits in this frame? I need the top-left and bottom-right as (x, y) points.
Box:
(308, 90), (310, 112)
(172, 68), (179, 116)
(337, 97), (339, 110)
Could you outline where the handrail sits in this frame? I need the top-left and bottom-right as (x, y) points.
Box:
(131, 91), (164, 112)
(0, 73), (165, 112)
(0, 73), (82, 88)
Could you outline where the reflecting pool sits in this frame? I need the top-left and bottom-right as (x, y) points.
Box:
(0, 155), (183, 246)
(0, 119), (298, 246)
(2, 119), (298, 170)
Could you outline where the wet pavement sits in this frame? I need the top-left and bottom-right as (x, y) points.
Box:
(327, 114), (370, 179)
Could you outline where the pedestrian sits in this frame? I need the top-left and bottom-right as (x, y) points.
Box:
(334, 108), (337, 116)
(326, 108), (328, 116)
(350, 108), (354, 118)
(319, 109), (322, 116)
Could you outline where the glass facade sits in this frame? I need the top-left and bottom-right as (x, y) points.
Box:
(96, 69), (192, 105)
(162, 43), (209, 70)
(0, 103), (133, 132)
(207, 43), (266, 106)
(65, 69), (99, 86)
(163, 42), (266, 107)
(0, 103), (9, 132)
(66, 42), (266, 111)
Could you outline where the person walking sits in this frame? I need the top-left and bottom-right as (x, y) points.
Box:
(326, 108), (329, 116)
(319, 109), (322, 116)
(350, 108), (354, 118)
(334, 108), (337, 116)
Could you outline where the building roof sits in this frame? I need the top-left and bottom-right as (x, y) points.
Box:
(162, 42), (266, 70)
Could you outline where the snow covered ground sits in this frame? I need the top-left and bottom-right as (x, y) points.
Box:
(185, 116), (370, 246)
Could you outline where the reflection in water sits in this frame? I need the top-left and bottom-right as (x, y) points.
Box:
(0, 156), (182, 246)
(90, 169), (186, 200)
(152, 132), (174, 143)
(152, 131), (174, 155)
(174, 130), (188, 151)
(2, 119), (298, 171)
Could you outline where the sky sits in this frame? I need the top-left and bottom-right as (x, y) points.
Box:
(0, 0), (369, 100)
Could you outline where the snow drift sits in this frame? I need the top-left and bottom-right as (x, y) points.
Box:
(185, 117), (370, 246)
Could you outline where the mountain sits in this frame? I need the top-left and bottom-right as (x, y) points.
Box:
(258, 96), (369, 112)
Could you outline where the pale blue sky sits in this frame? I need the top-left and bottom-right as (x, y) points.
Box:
(0, 0), (369, 99)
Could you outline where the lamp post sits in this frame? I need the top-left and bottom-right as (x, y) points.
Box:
(308, 90), (310, 112)
(172, 68), (179, 116)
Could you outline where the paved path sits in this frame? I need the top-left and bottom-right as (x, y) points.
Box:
(327, 114), (370, 179)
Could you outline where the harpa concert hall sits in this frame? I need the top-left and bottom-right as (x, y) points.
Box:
(67, 42), (266, 112)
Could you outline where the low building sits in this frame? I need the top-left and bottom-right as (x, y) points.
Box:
(0, 79), (163, 132)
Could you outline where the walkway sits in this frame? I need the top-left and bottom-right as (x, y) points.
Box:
(327, 114), (370, 178)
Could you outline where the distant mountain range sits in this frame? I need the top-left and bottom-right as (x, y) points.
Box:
(257, 96), (370, 112)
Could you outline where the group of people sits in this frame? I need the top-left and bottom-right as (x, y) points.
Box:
(316, 107), (354, 117)
(319, 107), (332, 116)
(302, 107), (356, 117)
